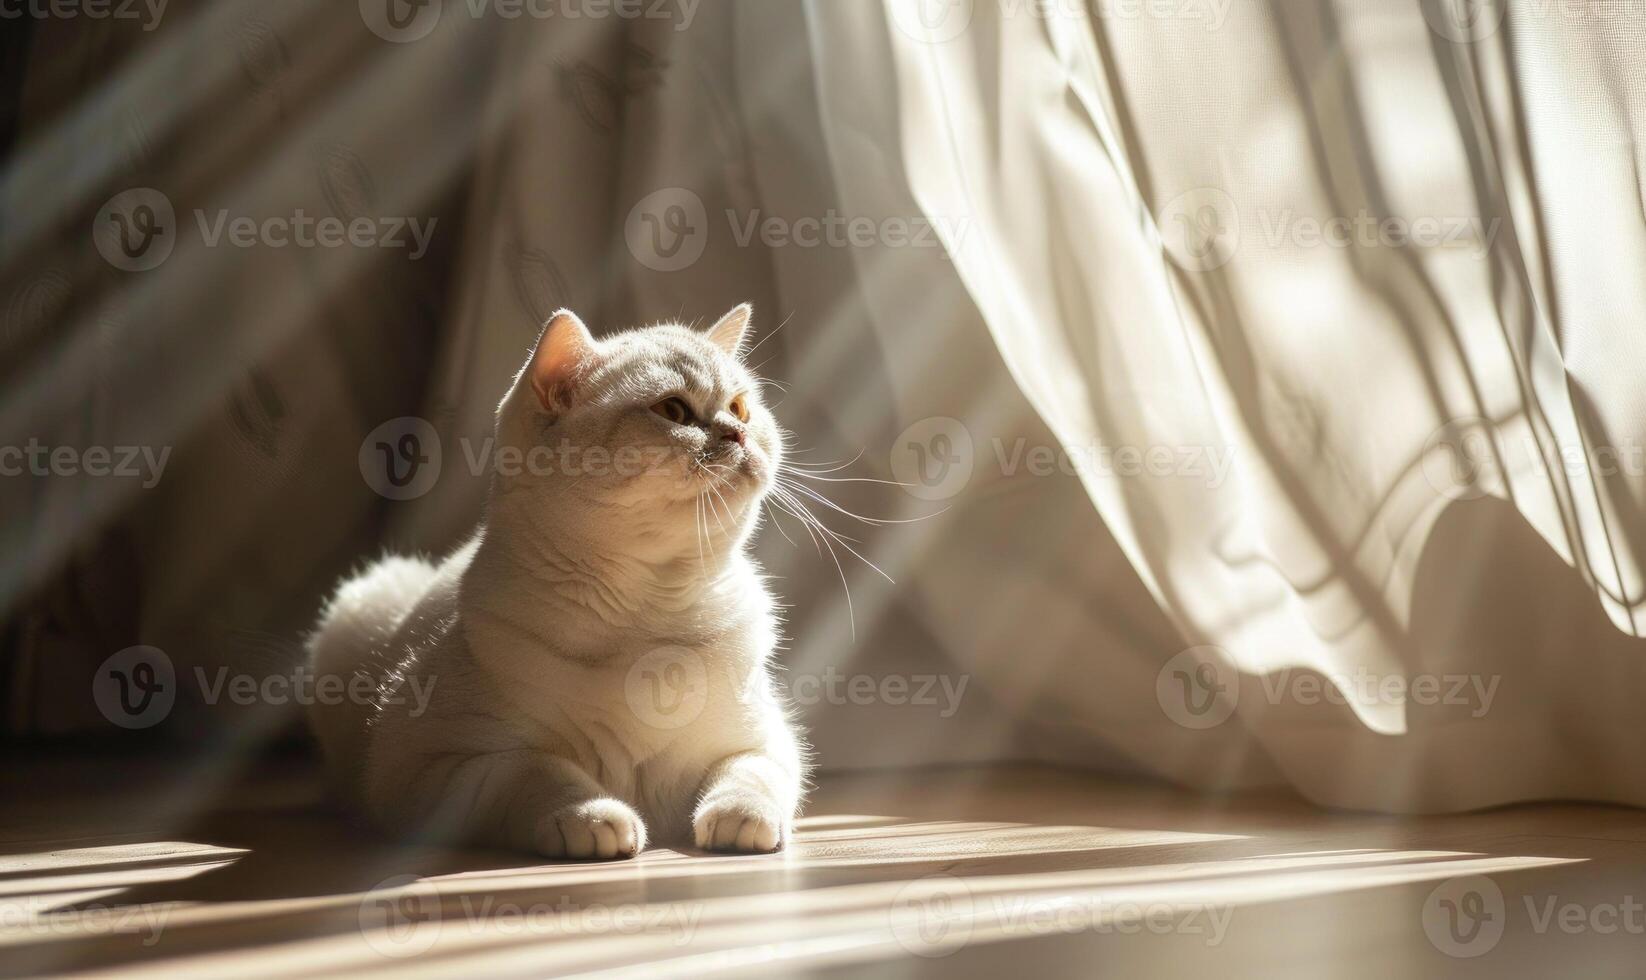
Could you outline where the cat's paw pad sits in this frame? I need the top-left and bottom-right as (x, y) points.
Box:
(537, 798), (646, 860)
(693, 796), (787, 853)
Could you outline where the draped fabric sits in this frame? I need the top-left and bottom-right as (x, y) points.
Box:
(818, 0), (1646, 810)
(6, 0), (1645, 812)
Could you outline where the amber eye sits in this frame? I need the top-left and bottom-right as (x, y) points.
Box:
(651, 396), (693, 425)
(728, 394), (750, 424)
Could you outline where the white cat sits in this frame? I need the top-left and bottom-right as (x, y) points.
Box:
(306, 305), (806, 859)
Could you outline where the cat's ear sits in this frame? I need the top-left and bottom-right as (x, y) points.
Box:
(528, 309), (599, 413)
(704, 303), (753, 358)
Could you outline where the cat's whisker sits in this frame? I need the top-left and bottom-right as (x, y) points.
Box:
(770, 488), (826, 560)
(739, 310), (794, 363)
(774, 476), (920, 529)
(706, 482), (734, 537)
(778, 449), (867, 474)
(801, 511), (893, 586)
(771, 491), (846, 598)
(771, 487), (859, 637)
(763, 500), (800, 548)
(694, 491), (707, 571)
(778, 467), (915, 490)
(778, 445), (863, 471)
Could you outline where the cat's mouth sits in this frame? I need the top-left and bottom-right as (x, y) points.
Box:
(692, 443), (769, 492)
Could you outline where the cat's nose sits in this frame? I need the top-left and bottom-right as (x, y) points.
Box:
(716, 422), (747, 447)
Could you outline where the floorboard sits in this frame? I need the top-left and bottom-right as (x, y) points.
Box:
(3, 756), (1644, 977)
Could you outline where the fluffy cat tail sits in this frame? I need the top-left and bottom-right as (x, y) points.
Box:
(305, 553), (440, 780)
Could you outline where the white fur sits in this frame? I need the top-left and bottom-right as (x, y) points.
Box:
(307, 306), (806, 859)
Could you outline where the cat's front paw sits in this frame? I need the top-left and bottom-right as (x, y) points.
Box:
(536, 798), (646, 860)
(693, 795), (787, 853)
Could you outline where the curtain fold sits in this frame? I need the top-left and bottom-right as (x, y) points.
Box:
(844, 0), (1646, 810)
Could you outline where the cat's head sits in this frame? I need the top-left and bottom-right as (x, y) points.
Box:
(493, 305), (780, 556)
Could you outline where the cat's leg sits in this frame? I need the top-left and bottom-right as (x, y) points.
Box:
(692, 748), (801, 853)
(373, 749), (647, 860)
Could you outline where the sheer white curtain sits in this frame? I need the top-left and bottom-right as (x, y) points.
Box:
(792, 0), (1646, 811)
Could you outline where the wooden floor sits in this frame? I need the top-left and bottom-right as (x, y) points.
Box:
(3, 754), (1646, 978)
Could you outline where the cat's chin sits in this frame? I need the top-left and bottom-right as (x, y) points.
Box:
(695, 448), (771, 490)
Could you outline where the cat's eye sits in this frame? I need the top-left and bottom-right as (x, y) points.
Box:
(651, 396), (694, 425)
(729, 394), (750, 424)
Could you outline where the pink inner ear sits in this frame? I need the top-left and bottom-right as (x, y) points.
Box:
(530, 311), (597, 412)
(707, 304), (753, 356)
